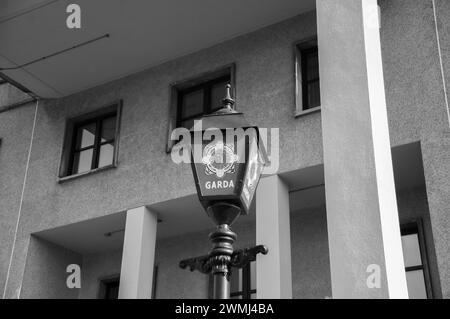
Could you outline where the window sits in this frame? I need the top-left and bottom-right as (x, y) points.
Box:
(166, 65), (235, 152)
(59, 102), (121, 179)
(99, 276), (120, 299)
(401, 221), (433, 299)
(295, 39), (321, 114)
(177, 75), (230, 129)
(230, 261), (256, 299)
(97, 266), (157, 299)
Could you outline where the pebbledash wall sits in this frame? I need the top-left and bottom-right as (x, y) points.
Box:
(1, 0), (450, 298)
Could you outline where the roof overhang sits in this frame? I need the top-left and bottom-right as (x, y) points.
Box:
(0, 0), (315, 98)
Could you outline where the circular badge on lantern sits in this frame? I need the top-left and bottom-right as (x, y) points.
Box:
(202, 142), (239, 178)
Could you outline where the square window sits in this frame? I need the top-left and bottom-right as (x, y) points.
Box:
(166, 65), (235, 152)
(59, 102), (122, 179)
(176, 74), (232, 129)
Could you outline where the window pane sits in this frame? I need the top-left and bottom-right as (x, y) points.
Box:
(250, 293), (257, 299)
(101, 116), (116, 142)
(211, 81), (229, 111)
(181, 118), (195, 130)
(250, 262), (256, 290)
(181, 89), (204, 118)
(105, 281), (120, 299)
(72, 149), (93, 174)
(99, 143), (114, 168)
(306, 51), (319, 81)
(406, 270), (427, 299)
(230, 268), (242, 294)
(75, 123), (96, 149)
(307, 81), (321, 108)
(401, 233), (422, 268)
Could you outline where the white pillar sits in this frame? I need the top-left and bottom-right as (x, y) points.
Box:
(316, 0), (408, 298)
(256, 175), (292, 299)
(118, 206), (157, 299)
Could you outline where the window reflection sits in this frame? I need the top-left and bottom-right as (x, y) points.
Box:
(70, 114), (117, 175)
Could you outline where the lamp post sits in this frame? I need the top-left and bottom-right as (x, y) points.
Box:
(179, 85), (268, 299)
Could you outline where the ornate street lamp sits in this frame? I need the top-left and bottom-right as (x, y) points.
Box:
(179, 85), (268, 299)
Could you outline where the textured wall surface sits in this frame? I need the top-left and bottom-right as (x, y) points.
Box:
(0, 83), (31, 111)
(20, 236), (82, 299)
(0, 102), (36, 297)
(71, 210), (333, 299)
(18, 189), (439, 299)
(1, 0), (450, 298)
(380, 0), (450, 299)
(421, 134), (450, 298)
(435, 0), (450, 121)
(380, 0), (449, 144)
(79, 250), (122, 299)
(397, 185), (442, 298)
(290, 206), (331, 299)
(3, 11), (323, 297)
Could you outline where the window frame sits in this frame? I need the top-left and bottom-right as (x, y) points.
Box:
(98, 274), (120, 299)
(166, 64), (236, 153)
(58, 101), (122, 182)
(176, 74), (231, 128)
(208, 259), (256, 299)
(230, 262), (256, 299)
(401, 220), (433, 299)
(294, 38), (321, 117)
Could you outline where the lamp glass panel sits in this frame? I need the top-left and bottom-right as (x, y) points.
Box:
(241, 131), (264, 212)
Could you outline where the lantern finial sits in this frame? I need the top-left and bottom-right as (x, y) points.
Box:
(222, 84), (235, 110)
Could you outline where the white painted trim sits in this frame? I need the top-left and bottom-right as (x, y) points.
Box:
(294, 106), (321, 118)
(2, 99), (39, 299)
(432, 0), (450, 128)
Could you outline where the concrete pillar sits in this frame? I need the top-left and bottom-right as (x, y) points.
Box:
(316, 0), (408, 298)
(256, 175), (292, 299)
(422, 132), (450, 298)
(118, 206), (157, 299)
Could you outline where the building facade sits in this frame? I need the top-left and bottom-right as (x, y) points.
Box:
(0, 0), (449, 299)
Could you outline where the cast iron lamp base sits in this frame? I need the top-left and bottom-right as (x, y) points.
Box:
(179, 224), (268, 299)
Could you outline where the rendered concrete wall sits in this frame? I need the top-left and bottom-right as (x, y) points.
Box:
(290, 206), (331, 299)
(79, 250), (122, 299)
(421, 134), (450, 298)
(1, 0), (450, 298)
(380, 0), (450, 298)
(18, 188), (437, 299)
(20, 236), (82, 299)
(434, 0), (450, 120)
(0, 82), (31, 111)
(380, 0), (449, 145)
(3, 11), (323, 297)
(77, 212), (333, 299)
(0, 102), (36, 297)
(397, 186), (442, 298)
(426, 0), (450, 299)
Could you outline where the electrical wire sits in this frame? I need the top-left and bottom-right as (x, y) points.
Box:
(0, 33), (110, 71)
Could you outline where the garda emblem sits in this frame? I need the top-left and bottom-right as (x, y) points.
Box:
(202, 142), (239, 178)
